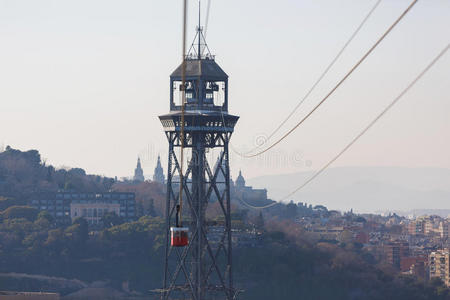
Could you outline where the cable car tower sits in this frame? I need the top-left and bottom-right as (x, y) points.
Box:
(158, 12), (239, 300)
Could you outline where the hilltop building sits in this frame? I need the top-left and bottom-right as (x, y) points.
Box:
(153, 155), (165, 184)
(133, 157), (145, 182)
(232, 171), (267, 201)
(235, 170), (245, 188)
(30, 192), (136, 225)
(232, 170), (268, 204)
(211, 158), (268, 204)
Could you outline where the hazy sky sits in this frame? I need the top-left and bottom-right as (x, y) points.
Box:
(0, 0), (449, 183)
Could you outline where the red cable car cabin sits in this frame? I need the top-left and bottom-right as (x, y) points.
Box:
(171, 227), (189, 247)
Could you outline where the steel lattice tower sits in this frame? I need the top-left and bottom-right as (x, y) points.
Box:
(159, 25), (239, 300)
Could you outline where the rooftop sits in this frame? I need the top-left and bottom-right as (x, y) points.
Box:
(170, 58), (228, 80)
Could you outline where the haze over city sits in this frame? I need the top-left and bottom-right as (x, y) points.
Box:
(1, 0), (449, 185)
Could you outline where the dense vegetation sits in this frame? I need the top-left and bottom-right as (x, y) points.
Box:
(1, 147), (449, 299)
(236, 222), (450, 300)
(0, 209), (449, 299)
(0, 146), (114, 201)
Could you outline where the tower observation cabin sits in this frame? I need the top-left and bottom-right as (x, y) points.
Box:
(169, 27), (229, 112)
(160, 25), (239, 151)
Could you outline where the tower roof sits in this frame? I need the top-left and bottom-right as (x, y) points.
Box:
(170, 59), (228, 80)
(171, 10), (227, 82)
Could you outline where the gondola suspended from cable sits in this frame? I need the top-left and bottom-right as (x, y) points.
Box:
(171, 204), (189, 247)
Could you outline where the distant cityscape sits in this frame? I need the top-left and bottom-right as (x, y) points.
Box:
(285, 204), (450, 286)
(1, 147), (450, 299)
(25, 153), (450, 289)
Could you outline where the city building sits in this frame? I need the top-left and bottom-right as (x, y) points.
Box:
(383, 241), (409, 269)
(429, 249), (450, 286)
(232, 170), (268, 204)
(400, 256), (427, 273)
(30, 192), (136, 225)
(309, 226), (345, 241)
(153, 155), (165, 184)
(210, 160), (269, 205)
(408, 219), (425, 236)
(133, 157), (145, 182)
(439, 221), (449, 239)
(70, 202), (120, 225)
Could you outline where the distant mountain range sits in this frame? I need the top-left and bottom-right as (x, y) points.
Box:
(246, 167), (450, 213)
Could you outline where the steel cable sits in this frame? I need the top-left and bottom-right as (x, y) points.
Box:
(178, 0), (188, 225)
(253, 43), (449, 208)
(242, 0), (419, 158)
(237, 0), (383, 156)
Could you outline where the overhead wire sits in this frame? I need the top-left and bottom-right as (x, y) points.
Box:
(236, 0), (383, 156)
(178, 0), (188, 225)
(280, 43), (449, 201)
(218, 105), (280, 209)
(255, 43), (450, 208)
(204, 0), (211, 38)
(241, 0), (419, 158)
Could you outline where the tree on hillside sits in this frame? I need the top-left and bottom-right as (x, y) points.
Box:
(66, 217), (89, 244)
(37, 210), (55, 224)
(112, 181), (165, 216)
(101, 212), (123, 228)
(1, 206), (39, 222)
(0, 197), (24, 211)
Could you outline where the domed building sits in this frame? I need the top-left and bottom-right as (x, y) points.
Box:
(235, 170), (245, 188)
(211, 157), (268, 203)
(232, 170), (267, 204)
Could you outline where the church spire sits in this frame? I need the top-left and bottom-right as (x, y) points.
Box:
(133, 157), (145, 182)
(153, 154), (165, 184)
